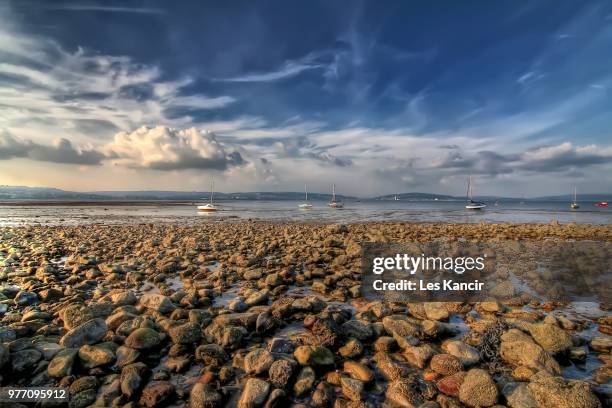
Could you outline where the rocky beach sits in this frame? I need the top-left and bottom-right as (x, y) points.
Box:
(0, 221), (610, 408)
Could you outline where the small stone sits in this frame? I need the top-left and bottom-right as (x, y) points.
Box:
(48, 348), (78, 378)
(430, 354), (463, 376)
(442, 340), (480, 366)
(385, 379), (423, 407)
(343, 360), (374, 382)
(125, 328), (162, 349)
(189, 383), (222, 408)
(339, 338), (364, 358)
(436, 371), (467, 397)
(294, 345), (334, 366)
(139, 381), (175, 408)
(269, 359), (293, 388)
(168, 322), (201, 344)
(140, 293), (175, 313)
(238, 378), (270, 408)
(60, 318), (108, 348)
(78, 343), (116, 368)
(458, 368), (498, 407)
(244, 348), (275, 376)
(340, 377), (364, 401)
(294, 367), (315, 397)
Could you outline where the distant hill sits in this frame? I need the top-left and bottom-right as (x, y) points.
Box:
(0, 185), (609, 202)
(0, 186), (354, 201)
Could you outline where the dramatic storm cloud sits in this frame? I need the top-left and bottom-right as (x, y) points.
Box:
(1, 1), (612, 195)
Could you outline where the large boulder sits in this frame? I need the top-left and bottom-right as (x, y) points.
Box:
(526, 323), (573, 353)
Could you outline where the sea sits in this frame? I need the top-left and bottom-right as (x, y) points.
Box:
(0, 199), (610, 226)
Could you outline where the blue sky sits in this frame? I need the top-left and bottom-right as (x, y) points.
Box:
(0, 0), (611, 196)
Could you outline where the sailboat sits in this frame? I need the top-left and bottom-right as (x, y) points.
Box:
(197, 178), (218, 212)
(570, 186), (580, 209)
(298, 184), (313, 209)
(328, 184), (344, 208)
(465, 176), (486, 210)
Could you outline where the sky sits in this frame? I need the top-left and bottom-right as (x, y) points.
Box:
(0, 0), (611, 197)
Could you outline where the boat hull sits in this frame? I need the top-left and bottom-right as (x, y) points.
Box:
(197, 205), (217, 212)
(298, 204), (313, 209)
(465, 204), (486, 210)
(328, 202), (343, 208)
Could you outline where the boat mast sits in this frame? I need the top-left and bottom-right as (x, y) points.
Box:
(332, 184), (336, 202)
(304, 184), (308, 201)
(466, 176), (472, 201)
(210, 178), (214, 204)
(573, 186), (577, 203)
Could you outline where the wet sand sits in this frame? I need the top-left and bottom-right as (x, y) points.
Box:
(0, 221), (610, 407)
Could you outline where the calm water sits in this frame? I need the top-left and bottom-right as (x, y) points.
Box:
(0, 200), (610, 226)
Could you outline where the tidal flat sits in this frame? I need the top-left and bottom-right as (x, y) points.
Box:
(0, 222), (610, 408)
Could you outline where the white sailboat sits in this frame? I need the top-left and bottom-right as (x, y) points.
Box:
(328, 184), (343, 208)
(197, 178), (218, 212)
(298, 184), (313, 209)
(570, 186), (580, 209)
(465, 176), (486, 210)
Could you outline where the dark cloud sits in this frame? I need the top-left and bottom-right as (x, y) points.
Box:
(276, 136), (352, 167)
(0, 132), (105, 165)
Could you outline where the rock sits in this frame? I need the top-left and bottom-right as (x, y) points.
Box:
(121, 362), (148, 398)
(312, 382), (334, 408)
(310, 317), (340, 348)
(339, 338), (364, 358)
(69, 376), (97, 394)
(590, 336), (612, 352)
(500, 329), (561, 375)
(244, 348), (275, 375)
(245, 289), (269, 306)
(204, 323), (247, 349)
(140, 293), (175, 313)
(256, 311), (275, 334)
(341, 320), (373, 340)
(403, 344), (434, 369)
(139, 381), (175, 408)
(269, 359), (294, 388)
(116, 345), (140, 367)
(268, 338), (294, 354)
(48, 348), (78, 379)
(527, 323), (573, 353)
(458, 368), (498, 407)
(424, 302), (449, 321)
(125, 328), (162, 349)
(189, 383), (222, 408)
(442, 341), (480, 366)
(294, 366), (316, 397)
(383, 315), (421, 338)
(195, 344), (229, 368)
(437, 371), (467, 397)
(430, 354), (463, 376)
(60, 318), (108, 348)
(110, 290), (137, 306)
(70, 389), (96, 408)
(294, 345), (334, 366)
(14, 290), (38, 306)
(264, 388), (285, 408)
(78, 343), (116, 368)
(502, 382), (537, 408)
(168, 322), (201, 344)
(374, 351), (410, 381)
(386, 379), (423, 407)
(340, 377), (364, 401)
(344, 360), (374, 382)
(229, 298), (248, 312)
(239, 378), (270, 408)
(11, 348), (42, 372)
(527, 376), (601, 408)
